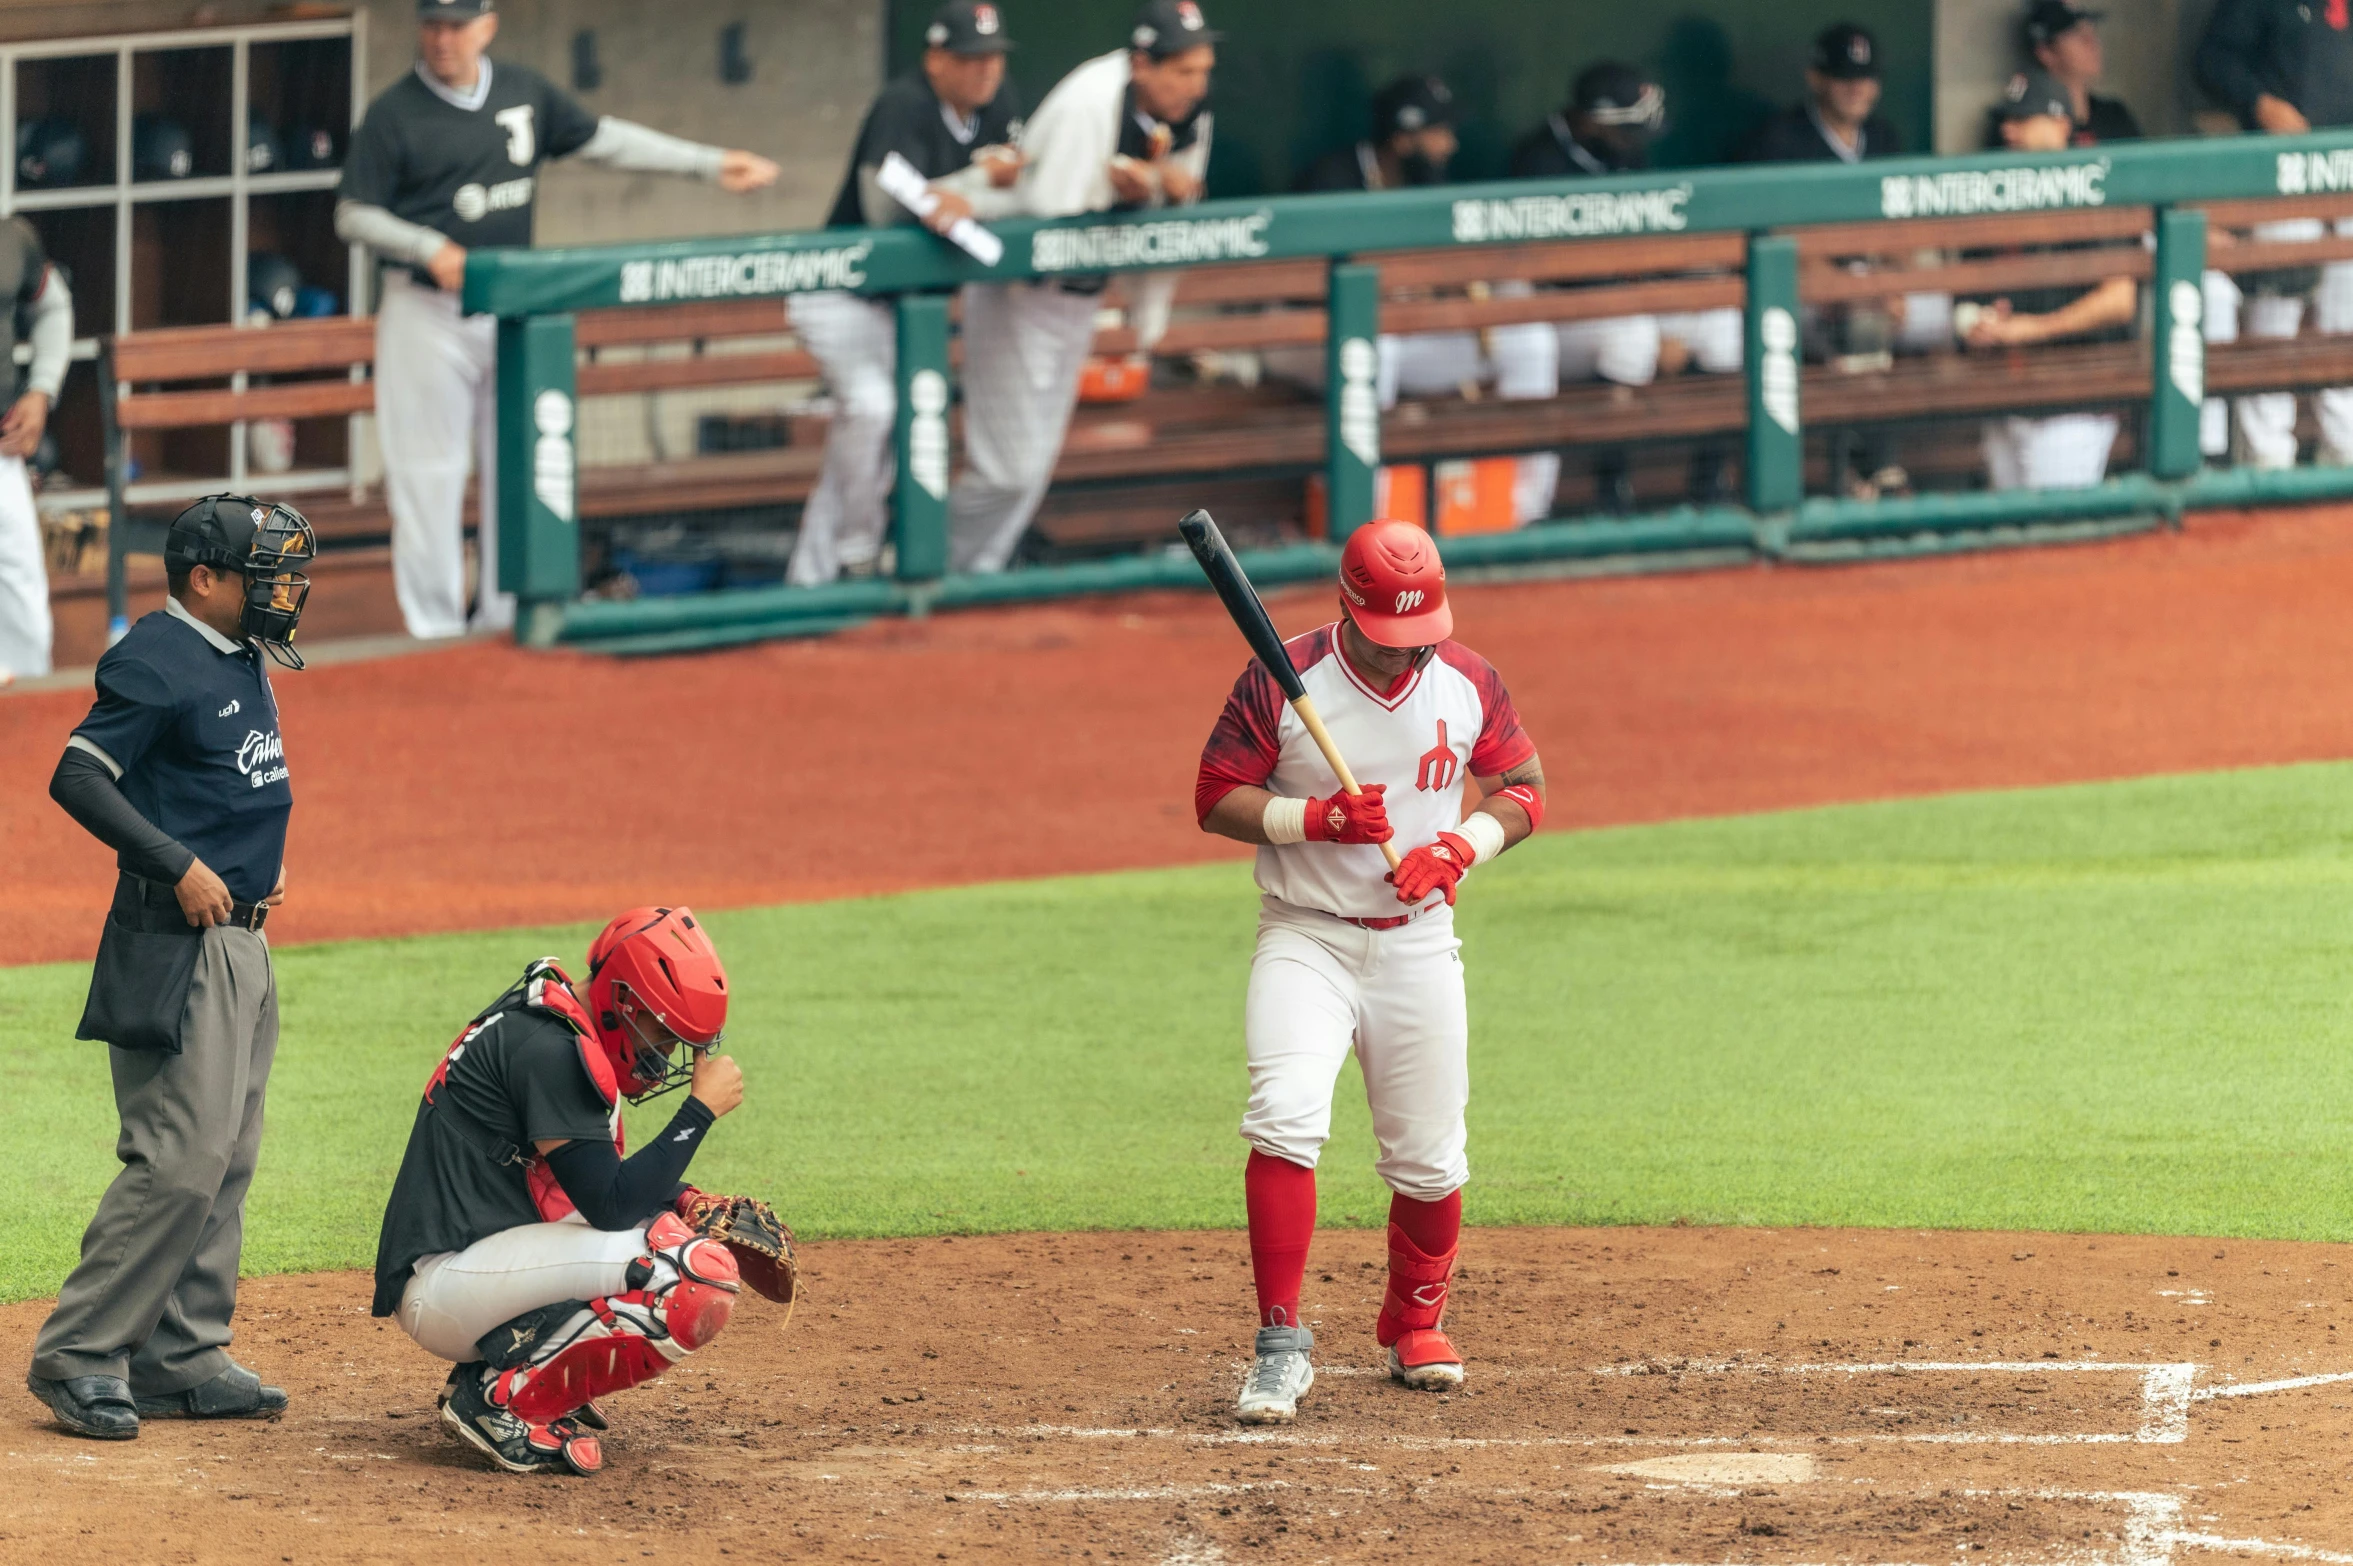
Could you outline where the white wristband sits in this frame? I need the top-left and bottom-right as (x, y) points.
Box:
(1262, 796), (1308, 845)
(1453, 810), (1508, 866)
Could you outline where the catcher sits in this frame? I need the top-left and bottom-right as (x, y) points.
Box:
(370, 906), (794, 1476)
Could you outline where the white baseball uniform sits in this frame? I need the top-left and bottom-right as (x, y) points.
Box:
(1196, 626), (1534, 1202)
(2206, 220), (2353, 468)
(947, 47), (1211, 574)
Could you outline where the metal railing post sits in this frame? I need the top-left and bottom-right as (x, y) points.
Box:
(494, 311), (580, 647)
(1744, 233), (1804, 516)
(2149, 206), (2210, 483)
(892, 290), (953, 582)
(1325, 260), (1380, 540)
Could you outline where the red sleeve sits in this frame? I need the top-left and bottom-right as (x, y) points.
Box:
(1194, 659), (1286, 823)
(1436, 641), (1536, 777)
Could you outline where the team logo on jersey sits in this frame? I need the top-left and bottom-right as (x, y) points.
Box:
(1417, 719), (1458, 792)
(237, 728), (289, 789)
(453, 176), (533, 222)
(496, 104), (536, 165)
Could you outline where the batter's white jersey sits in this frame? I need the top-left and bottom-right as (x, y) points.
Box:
(1197, 625), (1534, 922)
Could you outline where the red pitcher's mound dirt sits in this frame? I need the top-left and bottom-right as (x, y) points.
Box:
(12, 505), (2353, 965)
(5, 1225), (2351, 1563)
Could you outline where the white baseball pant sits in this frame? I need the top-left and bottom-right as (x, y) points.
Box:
(1658, 308), (1745, 375)
(398, 1219), (652, 1363)
(1490, 313), (1663, 526)
(788, 290), (896, 586)
(947, 282), (1098, 575)
(376, 272), (507, 639)
(2202, 269), (2241, 458)
(1981, 412), (2121, 491)
(0, 454), (51, 679)
(2216, 221), (2353, 469)
(1239, 896), (1469, 1204)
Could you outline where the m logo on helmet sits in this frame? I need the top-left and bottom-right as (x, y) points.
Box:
(1394, 588), (1425, 614)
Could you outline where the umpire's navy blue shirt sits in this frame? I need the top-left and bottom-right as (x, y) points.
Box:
(69, 597), (293, 903)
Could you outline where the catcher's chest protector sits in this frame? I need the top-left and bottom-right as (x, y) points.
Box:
(422, 958), (626, 1223)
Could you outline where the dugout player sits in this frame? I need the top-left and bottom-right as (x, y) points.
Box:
(2197, 0), (2353, 469)
(373, 907), (753, 1476)
(1962, 69), (2138, 491)
(27, 495), (315, 1440)
(1194, 520), (1546, 1424)
(336, 0), (780, 640)
(947, 0), (1216, 574)
(0, 217), (73, 684)
(790, 0), (1025, 587)
(1495, 63), (1740, 514)
(2022, 1), (2139, 144)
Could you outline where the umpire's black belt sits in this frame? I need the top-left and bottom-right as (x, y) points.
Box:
(120, 872), (270, 932)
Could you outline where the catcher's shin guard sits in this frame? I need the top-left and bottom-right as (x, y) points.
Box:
(1374, 1222), (1464, 1390)
(478, 1213), (740, 1426)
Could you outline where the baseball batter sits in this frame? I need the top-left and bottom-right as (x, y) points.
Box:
(791, 0), (1026, 586)
(1194, 519), (1546, 1424)
(0, 217), (73, 682)
(336, 0), (778, 640)
(372, 907), (791, 1476)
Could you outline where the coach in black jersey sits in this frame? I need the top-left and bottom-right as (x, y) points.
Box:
(790, 0), (1025, 586)
(336, 0), (778, 642)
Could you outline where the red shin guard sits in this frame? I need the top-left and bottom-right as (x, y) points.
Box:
(493, 1214), (742, 1424)
(1245, 1151), (1317, 1328)
(1376, 1193), (1462, 1364)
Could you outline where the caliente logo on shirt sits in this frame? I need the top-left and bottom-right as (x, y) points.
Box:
(238, 729), (288, 789)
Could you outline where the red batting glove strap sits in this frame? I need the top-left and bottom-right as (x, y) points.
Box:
(1304, 783), (1393, 845)
(1387, 831), (1474, 906)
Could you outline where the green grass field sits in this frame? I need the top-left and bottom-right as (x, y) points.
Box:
(10, 760), (2353, 1304)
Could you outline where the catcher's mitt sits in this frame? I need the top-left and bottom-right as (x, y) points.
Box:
(680, 1191), (798, 1317)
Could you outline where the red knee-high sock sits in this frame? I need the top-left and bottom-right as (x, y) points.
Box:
(1388, 1189), (1461, 1258)
(1245, 1151), (1317, 1328)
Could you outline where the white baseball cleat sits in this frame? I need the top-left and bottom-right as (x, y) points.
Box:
(1387, 1328), (1465, 1391)
(1236, 1324), (1315, 1424)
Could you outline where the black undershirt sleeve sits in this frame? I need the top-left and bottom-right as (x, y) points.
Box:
(542, 1096), (717, 1230)
(49, 746), (194, 885)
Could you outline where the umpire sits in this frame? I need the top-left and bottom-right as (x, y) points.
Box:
(27, 496), (315, 1440)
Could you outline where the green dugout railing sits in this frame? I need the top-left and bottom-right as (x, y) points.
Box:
(464, 131), (2353, 649)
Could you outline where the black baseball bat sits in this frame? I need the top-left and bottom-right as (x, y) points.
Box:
(1177, 509), (1401, 869)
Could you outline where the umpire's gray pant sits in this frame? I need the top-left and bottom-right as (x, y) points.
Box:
(31, 926), (279, 1394)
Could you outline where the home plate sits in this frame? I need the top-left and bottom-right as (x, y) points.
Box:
(1599, 1454), (1819, 1486)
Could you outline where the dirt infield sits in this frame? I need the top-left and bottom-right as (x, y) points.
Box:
(13, 505), (2353, 965)
(6, 1224), (2352, 1564)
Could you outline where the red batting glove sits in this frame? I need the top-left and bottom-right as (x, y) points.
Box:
(1388, 831), (1475, 906)
(1304, 784), (1392, 845)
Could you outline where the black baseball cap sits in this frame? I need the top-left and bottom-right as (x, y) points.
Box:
(1130, 0), (1221, 58)
(417, 0), (493, 19)
(2023, 0), (2103, 45)
(1571, 62), (1665, 129)
(1811, 22), (1882, 81)
(925, 0), (1013, 55)
(1373, 75), (1455, 139)
(1995, 65), (2073, 120)
(164, 495), (270, 576)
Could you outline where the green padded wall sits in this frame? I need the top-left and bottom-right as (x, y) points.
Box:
(886, 0), (1934, 195)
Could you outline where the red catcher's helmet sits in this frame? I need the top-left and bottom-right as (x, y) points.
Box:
(1338, 518), (1452, 648)
(585, 906), (729, 1101)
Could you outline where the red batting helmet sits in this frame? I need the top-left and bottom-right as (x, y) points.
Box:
(1338, 518), (1452, 648)
(585, 906), (730, 1101)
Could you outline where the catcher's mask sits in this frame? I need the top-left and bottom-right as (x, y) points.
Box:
(164, 494), (317, 669)
(585, 906), (729, 1102)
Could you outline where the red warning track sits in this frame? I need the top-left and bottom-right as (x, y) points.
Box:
(8, 505), (2353, 967)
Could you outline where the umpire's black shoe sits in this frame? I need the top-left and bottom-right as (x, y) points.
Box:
(133, 1362), (287, 1419)
(27, 1372), (139, 1439)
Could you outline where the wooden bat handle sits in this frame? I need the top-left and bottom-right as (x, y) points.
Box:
(1292, 695), (1404, 872)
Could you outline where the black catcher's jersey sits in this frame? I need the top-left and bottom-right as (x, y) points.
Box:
(339, 61), (601, 261)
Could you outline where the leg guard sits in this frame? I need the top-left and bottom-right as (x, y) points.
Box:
(478, 1213), (740, 1426)
(1375, 1222), (1464, 1386)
